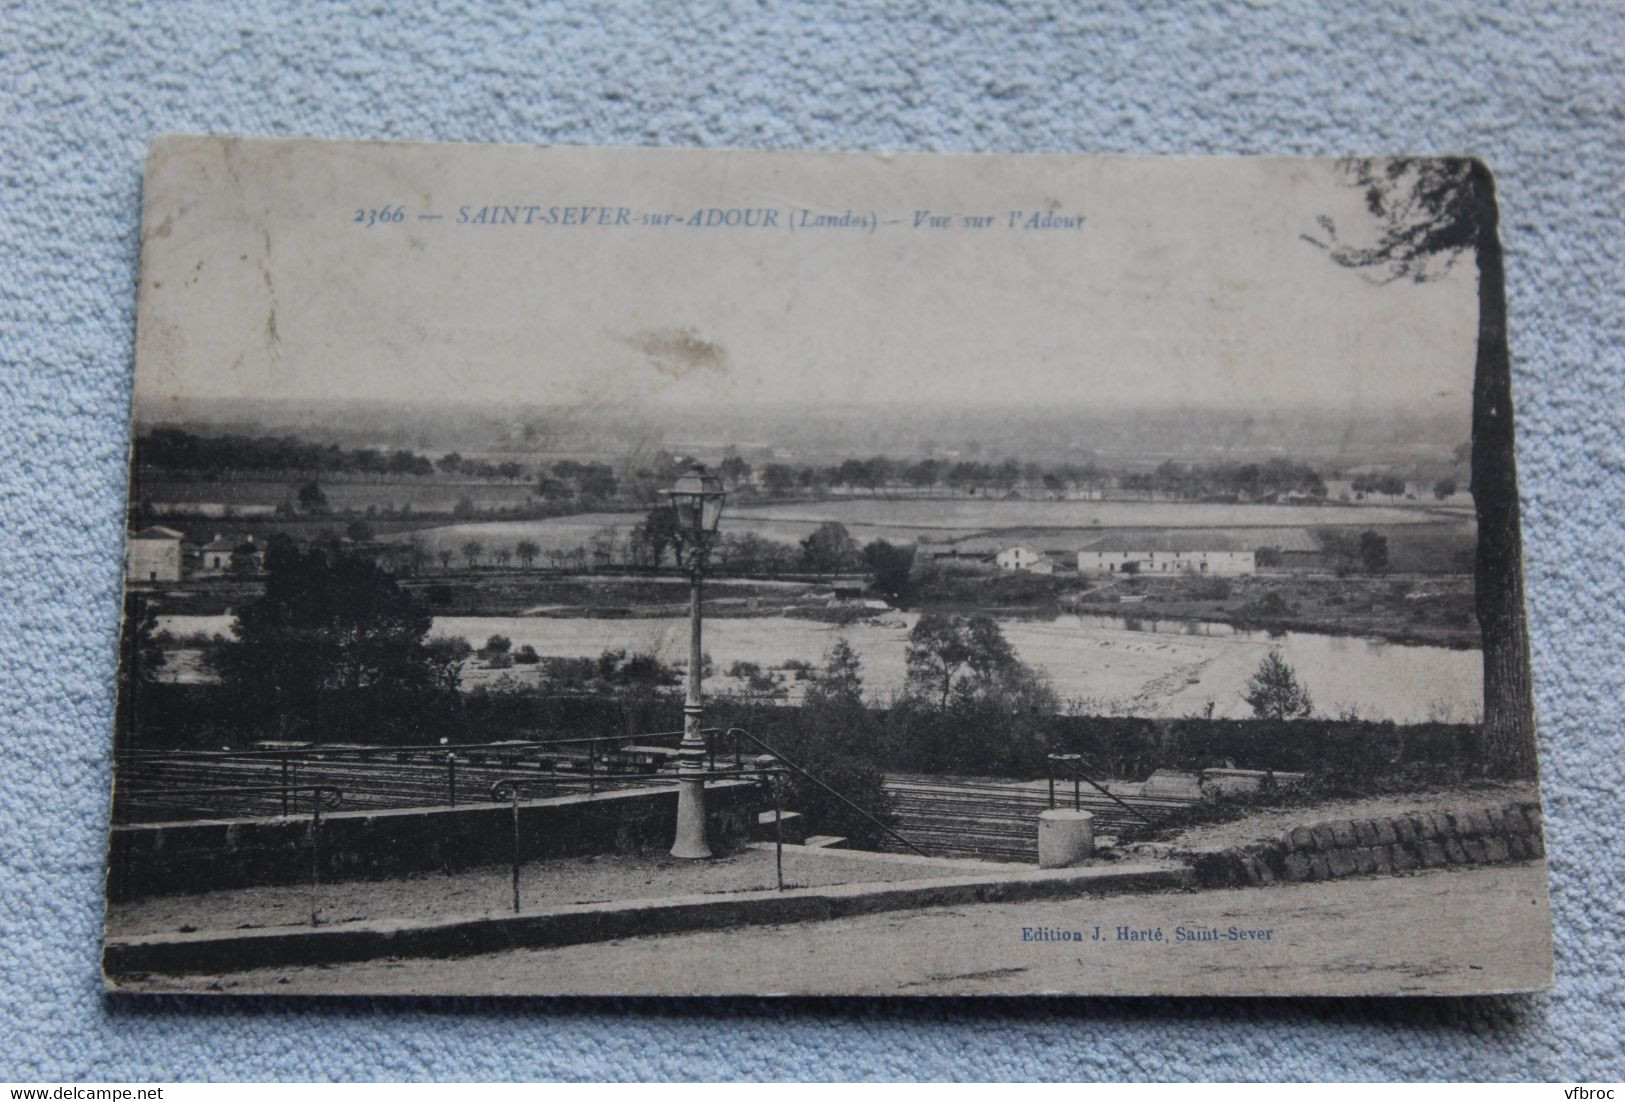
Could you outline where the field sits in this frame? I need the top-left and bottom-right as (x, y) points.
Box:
(729, 497), (1458, 532)
(404, 496), (1472, 566)
(138, 477), (539, 514)
(402, 510), (932, 557)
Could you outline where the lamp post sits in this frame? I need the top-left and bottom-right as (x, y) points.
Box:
(667, 464), (726, 859)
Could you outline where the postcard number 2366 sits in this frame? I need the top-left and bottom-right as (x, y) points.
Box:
(355, 205), (406, 227)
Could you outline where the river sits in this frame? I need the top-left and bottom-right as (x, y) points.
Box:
(158, 609), (1481, 724)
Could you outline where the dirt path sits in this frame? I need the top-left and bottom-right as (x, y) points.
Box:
(135, 863), (1552, 997)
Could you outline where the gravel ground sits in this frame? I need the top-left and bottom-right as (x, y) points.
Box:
(130, 864), (1552, 997)
(104, 847), (984, 937)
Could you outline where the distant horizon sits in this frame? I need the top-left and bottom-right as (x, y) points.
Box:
(133, 393), (1471, 422)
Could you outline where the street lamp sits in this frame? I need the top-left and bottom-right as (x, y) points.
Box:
(667, 464), (726, 858)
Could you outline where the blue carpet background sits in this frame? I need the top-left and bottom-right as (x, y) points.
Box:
(2, 0), (1621, 1082)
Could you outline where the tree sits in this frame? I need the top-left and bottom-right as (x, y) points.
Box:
(719, 454), (752, 487)
(861, 539), (916, 605)
(1434, 478), (1457, 500)
(436, 548), (454, 572)
(906, 613), (1035, 711)
(405, 534), (428, 576)
(1376, 475), (1407, 501)
(905, 613), (970, 710)
(493, 546), (513, 569)
(904, 458), (942, 495)
(629, 506), (680, 569)
(1242, 650), (1314, 720)
(1305, 157), (1535, 777)
(805, 636), (865, 711)
(576, 463), (618, 500)
(115, 593), (167, 750)
(800, 521), (857, 580)
(586, 648), (682, 738)
(296, 480), (329, 514)
(345, 519), (376, 542)
(962, 613), (1018, 683)
(461, 540), (483, 570)
(1358, 529), (1391, 575)
(207, 538), (461, 742)
(515, 539), (540, 570)
(761, 463), (796, 496)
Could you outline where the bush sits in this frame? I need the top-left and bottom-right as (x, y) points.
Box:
(778, 750), (896, 848)
(1236, 591), (1294, 621)
(513, 644), (540, 664)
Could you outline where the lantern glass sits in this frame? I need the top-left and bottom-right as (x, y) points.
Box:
(669, 466), (726, 537)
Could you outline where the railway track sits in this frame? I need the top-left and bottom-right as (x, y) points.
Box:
(879, 775), (1196, 862)
(113, 752), (677, 822)
(115, 755), (1194, 867)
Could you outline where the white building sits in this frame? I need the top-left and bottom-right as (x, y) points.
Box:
(1077, 533), (1256, 577)
(198, 534), (260, 575)
(995, 545), (1054, 574)
(126, 526), (185, 582)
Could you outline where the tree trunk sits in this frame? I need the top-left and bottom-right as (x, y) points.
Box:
(1468, 161), (1539, 779)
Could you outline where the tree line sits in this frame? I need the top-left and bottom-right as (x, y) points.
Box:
(138, 428), (1384, 511)
(136, 428), (525, 481)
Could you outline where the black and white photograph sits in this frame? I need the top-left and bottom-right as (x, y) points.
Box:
(103, 137), (1551, 996)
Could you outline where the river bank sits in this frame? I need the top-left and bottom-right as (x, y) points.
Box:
(1060, 573), (1480, 651)
(158, 599), (1482, 723)
(141, 568), (1478, 649)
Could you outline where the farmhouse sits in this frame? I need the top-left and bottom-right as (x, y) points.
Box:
(126, 526), (185, 582)
(995, 545), (1055, 575)
(1077, 532), (1257, 576)
(199, 534), (260, 575)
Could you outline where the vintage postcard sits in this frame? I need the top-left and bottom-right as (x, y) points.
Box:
(105, 137), (1550, 996)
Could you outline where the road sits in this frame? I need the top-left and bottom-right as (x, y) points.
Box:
(142, 863), (1552, 997)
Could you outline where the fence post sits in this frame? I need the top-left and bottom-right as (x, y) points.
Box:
(587, 741), (596, 796)
(309, 794), (322, 927)
(774, 774), (784, 892)
(447, 754), (457, 807)
(280, 756), (290, 817)
(511, 787), (522, 914)
(1074, 772), (1081, 812)
(1048, 769), (1055, 810)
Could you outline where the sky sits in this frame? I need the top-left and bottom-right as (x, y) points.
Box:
(132, 138), (1478, 419)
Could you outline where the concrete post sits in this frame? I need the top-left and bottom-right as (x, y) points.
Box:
(1038, 809), (1095, 869)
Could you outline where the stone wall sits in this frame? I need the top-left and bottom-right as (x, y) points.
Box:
(107, 780), (762, 901)
(1181, 801), (1545, 888)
